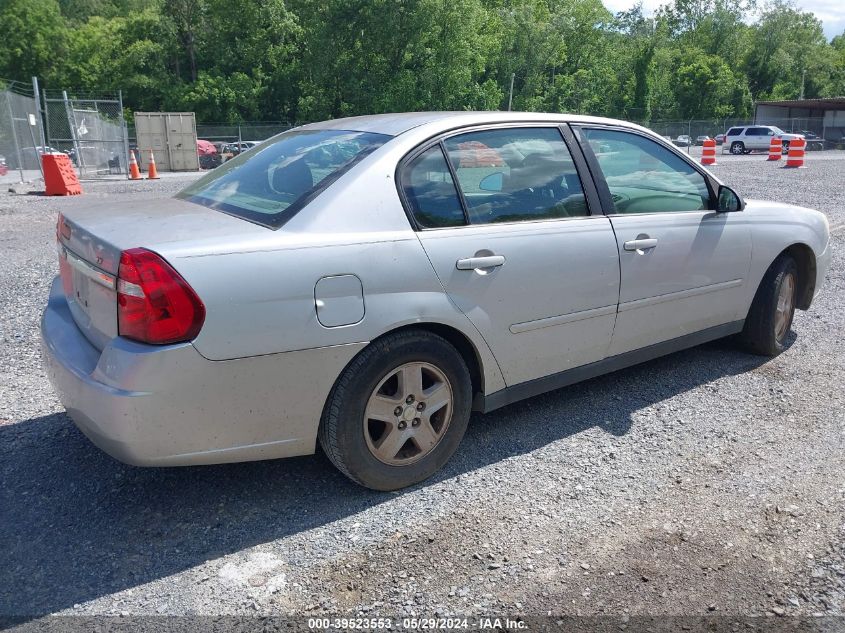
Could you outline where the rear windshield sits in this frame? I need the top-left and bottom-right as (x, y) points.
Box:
(177, 129), (391, 229)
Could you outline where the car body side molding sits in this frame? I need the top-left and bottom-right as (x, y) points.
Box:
(474, 319), (745, 413)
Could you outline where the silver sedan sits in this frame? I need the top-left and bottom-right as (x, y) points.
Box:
(41, 112), (831, 490)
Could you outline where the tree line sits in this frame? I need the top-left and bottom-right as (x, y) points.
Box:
(1, 0), (843, 125)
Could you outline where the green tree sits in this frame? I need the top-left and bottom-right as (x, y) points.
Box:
(50, 10), (172, 110)
(674, 47), (751, 117)
(745, 0), (829, 99)
(0, 0), (840, 125)
(0, 0), (67, 81)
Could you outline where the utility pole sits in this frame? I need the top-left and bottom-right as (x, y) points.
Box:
(507, 73), (515, 111)
(800, 69), (806, 100)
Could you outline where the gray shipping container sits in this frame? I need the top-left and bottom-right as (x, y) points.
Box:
(134, 112), (200, 172)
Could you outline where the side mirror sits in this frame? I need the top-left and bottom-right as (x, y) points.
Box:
(479, 172), (504, 192)
(717, 185), (743, 212)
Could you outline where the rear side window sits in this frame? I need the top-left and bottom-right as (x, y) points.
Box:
(579, 128), (711, 214)
(726, 127), (744, 136)
(178, 129), (390, 229)
(401, 146), (466, 228)
(442, 127), (588, 224)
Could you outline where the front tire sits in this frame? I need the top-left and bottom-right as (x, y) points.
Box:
(741, 256), (798, 356)
(318, 330), (472, 491)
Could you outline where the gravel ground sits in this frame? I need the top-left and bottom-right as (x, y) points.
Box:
(0, 159), (843, 625)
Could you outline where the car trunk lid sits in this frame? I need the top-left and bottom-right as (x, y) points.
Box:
(57, 196), (269, 351)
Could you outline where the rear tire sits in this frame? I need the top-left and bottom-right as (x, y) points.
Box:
(730, 142), (745, 155)
(318, 330), (472, 491)
(741, 256), (798, 356)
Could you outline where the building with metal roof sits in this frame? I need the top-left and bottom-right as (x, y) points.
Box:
(754, 98), (845, 142)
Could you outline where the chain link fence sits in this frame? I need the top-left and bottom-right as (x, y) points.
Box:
(642, 117), (844, 149)
(126, 122), (292, 148)
(196, 122), (293, 143)
(43, 89), (129, 178)
(0, 79), (48, 181)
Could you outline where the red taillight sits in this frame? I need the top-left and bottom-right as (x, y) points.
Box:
(117, 248), (205, 345)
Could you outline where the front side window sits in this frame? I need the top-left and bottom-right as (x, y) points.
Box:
(178, 129), (390, 229)
(442, 128), (588, 224)
(579, 128), (711, 214)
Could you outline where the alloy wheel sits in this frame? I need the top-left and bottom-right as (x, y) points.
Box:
(774, 272), (796, 341)
(363, 362), (453, 466)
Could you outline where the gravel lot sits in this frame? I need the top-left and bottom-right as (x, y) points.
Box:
(1, 157), (843, 625)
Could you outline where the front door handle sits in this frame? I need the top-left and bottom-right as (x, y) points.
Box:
(456, 255), (505, 270)
(623, 238), (658, 252)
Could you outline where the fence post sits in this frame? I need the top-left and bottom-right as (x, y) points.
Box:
(687, 120), (692, 154)
(32, 76), (47, 148)
(63, 90), (84, 174)
(42, 90), (51, 154)
(5, 94), (25, 181)
(27, 113), (44, 180)
(118, 89), (129, 179)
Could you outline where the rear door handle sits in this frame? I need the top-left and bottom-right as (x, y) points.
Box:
(623, 238), (658, 252)
(456, 255), (505, 270)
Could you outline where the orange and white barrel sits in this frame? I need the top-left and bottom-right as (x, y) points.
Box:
(767, 137), (782, 161)
(700, 138), (717, 166)
(783, 137), (806, 168)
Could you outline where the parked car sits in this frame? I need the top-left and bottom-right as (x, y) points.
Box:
(714, 133), (726, 145)
(197, 139), (221, 170)
(199, 155), (221, 169)
(694, 135), (711, 146)
(799, 131), (826, 151)
(0, 154), (7, 176)
(218, 141), (256, 162)
(41, 112), (831, 490)
(673, 134), (691, 147)
(724, 125), (803, 154)
(220, 141), (261, 159)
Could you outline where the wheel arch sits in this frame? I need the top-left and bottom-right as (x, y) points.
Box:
(319, 321), (494, 439)
(378, 323), (486, 401)
(781, 243), (817, 310)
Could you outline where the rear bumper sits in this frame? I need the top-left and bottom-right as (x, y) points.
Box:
(41, 276), (365, 466)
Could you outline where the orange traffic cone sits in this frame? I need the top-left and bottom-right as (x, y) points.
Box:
(783, 137), (806, 168)
(700, 138), (717, 166)
(767, 137), (782, 161)
(128, 150), (141, 179)
(147, 149), (160, 180)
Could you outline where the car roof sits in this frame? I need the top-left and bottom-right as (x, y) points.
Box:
(296, 111), (653, 137)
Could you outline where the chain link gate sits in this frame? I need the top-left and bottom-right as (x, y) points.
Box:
(43, 90), (129, 178)
(0, 79), (47, 181)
